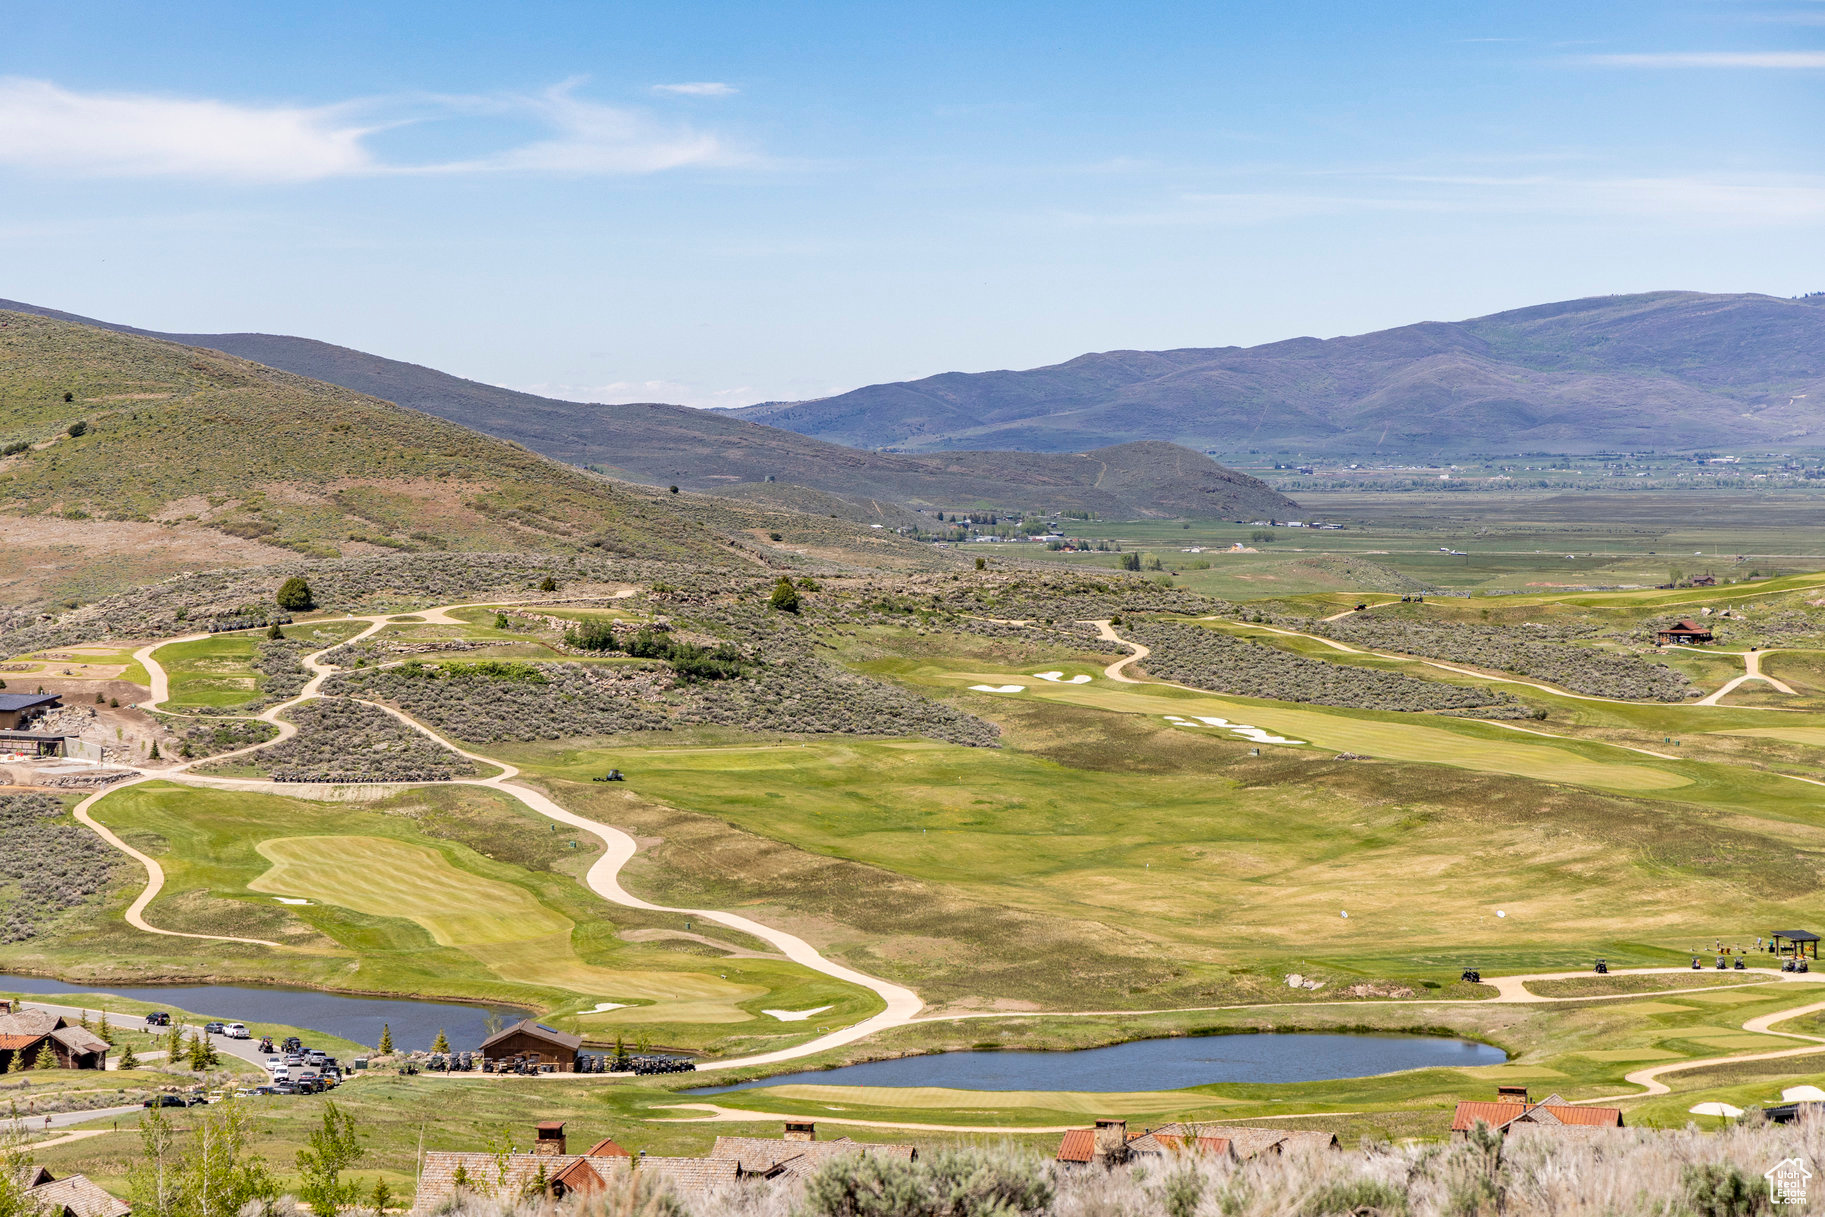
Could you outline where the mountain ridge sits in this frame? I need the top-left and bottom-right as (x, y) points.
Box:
(732, 291), (1825, 455)
(0, 298), (1294, 520)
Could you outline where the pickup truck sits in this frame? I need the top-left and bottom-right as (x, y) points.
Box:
(224, 1023), (251, 1039)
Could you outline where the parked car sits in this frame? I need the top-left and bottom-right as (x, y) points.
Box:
(269, 1068), (291, 1083)
(204, 1022), (226, 1035)
(144, 1095), (188, 1108)
(145, 1012), (171, 1027)
(270, 1083), (300, 1095)
(224, 1023), (251, 1039)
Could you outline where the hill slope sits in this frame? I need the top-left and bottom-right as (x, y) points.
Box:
(0, 300), (1293, 519)
(733, 292), (1825, 455)
(0, 310), (734, 565)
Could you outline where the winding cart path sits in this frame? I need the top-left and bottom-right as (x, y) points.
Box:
(78, 606), (922, 1071)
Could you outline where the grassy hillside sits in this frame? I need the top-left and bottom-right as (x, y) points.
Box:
(735, 291), (1825, 455)
(0, 300), (1295, 519)
(0, 311), (733, 564)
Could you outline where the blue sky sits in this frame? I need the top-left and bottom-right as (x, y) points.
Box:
(2, 1), (1820, 407)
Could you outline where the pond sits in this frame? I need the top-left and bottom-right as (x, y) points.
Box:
(0, 973), (525, 1054)
(691, 1032), (1505, 1094)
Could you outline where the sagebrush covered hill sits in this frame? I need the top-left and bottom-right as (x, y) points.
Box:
(0, 311), (735, 565)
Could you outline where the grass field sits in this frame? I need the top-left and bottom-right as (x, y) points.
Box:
(63, 781), (878, 1053)
(151, 620), (369, 709)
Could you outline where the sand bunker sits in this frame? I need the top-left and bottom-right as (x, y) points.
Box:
(1033, 671), (1092, 684)
(764, 1005), (834, 1022)
(1165, 714), (1305, 746)
(969, 684), (1026, 693)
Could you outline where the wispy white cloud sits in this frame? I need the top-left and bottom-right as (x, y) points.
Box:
(0, 77), (744, 182)
(1576, 51), (1825, 68)
(652, 82), (738, 97)
(0, 78), (376, 182)
(1050, 170), (1825, 229)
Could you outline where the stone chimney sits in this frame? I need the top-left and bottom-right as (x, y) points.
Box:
(534, 1122), (567, 1156)
(783, 1121), (817, 1142)
(1093, 1119), (1128, 1165)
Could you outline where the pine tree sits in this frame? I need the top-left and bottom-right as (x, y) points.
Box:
(149, 741), (161, 760)
(117, 1043), (140, 1070)
(186, 1031), (210, 1071)
(376, 1024), (393, 1055)
(165, 1025), (184, 1062)
(538, 575), (557, 592)
(29, 1040), (56, 1069)
(769, 576), (801, 613)
(451, 1164), (471, 1192)
(431, 1030), (449, 1054)
(371, 1178), (394, 1213)
(266, 621), (284, 640)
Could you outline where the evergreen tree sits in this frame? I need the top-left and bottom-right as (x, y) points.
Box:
(296, 1102), (364, 1217)
(266, 621), (284, 640)
(450, 1164), (471, 1193)
(431, 1029), (449, 1054)
(538, 575), (557, 592)
(28, 1040), (55, 1069)
(165, 1024), (184, 1062)
(186, 1031), (210, 1071)
(117, 1043), (140, 1070)
(275, 577), (314, 612)
(148, 741), (161, 760)
(612, 1034), (630, 1071)
(371, 1178), (394, 1213)
(769, 576), (801, 613)
(376, 1024), (393, 1055)
(493, 612), (508, 629)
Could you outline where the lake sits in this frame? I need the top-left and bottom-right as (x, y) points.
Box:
(0, 973), (524, 1053)
(691, 1032), (1505, 1093)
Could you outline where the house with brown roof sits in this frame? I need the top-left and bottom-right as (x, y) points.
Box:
(1656, 619), (1714, 646)
(411, 1124), (735, 1211)
(1056, 1120), (1334, 1168)
(709, 1122), (917, 1180)
(0, 1009), (109, 1072)
(478, 1020), (582, 1072)
(1450, 1088), (1623, 1139)
(16, 1166), (130, 1217)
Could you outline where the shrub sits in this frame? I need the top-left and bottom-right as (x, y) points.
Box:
(66, 420), (88, 437)
(208, 698), (477, 783)
(0, 793), (126, 943)
(770, 577), (802, 614)
(276, 576), (315, 612)
(564, 619), (621, 652)
(1129, 621), (1513, 712)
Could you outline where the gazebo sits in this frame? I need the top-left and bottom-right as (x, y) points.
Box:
(1772, 931), (1819, 959)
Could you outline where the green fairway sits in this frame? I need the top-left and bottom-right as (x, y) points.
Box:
(250, 835), (768, 1024)
(74, 781), (880, 1052)
(154, 634), (262, 708)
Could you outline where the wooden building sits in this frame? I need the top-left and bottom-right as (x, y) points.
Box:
(0, 693), (60, 731)
(0, 1009), (109, 1072)
(1773, 930), (1820, 959)
(18, 1166), (129, 1217)
(1056, 1120), (1334, 1167)
(709, 1123), (917, 1180)
(1655, 620), (1714, 646)
(479, 1020), (582, 1072)
(411, 1125), (734, 1211)
(1451, 1088), (1623, 1138)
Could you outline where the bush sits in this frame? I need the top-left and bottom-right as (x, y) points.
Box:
(564, 619), (621, 652)
(66, 420), (87, 437)
(770, 577), (802, 614)
(1130, 621), (1513, 712)
(0, 793), (126, 943)
(276, 576), (315, 612)
(802, 1148), (1052, 1217)
(217, 697), (478, 783)
(1313, 617), (1691, 702)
